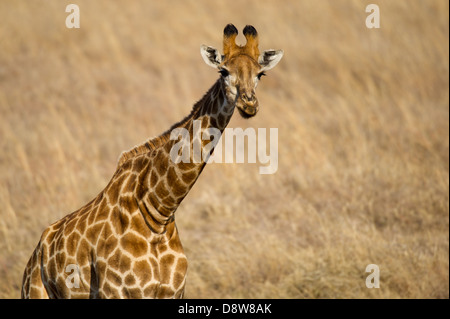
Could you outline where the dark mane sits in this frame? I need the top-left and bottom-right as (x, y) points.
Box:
(117, 79), (221, 167)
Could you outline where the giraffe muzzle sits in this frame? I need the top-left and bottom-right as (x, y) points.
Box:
(237, 94), (259, 118)
(241, 92), (256, 103)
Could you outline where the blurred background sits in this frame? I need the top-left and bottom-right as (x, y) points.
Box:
(0, 0), (448, 298)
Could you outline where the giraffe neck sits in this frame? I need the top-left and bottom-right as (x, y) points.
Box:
(130, 78), (234, 233)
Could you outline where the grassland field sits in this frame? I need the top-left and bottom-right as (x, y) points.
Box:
(0, 0), (448, 298)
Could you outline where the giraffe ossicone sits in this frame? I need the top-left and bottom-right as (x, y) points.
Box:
(21, 24), (283, 299)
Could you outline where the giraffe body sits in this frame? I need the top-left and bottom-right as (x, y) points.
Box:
(21, 24), (283, 298)
(22, 82), (228, 299)
(21, 189), (187, 298)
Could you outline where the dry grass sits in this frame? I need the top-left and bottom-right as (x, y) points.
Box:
(0, 0), (448, 298)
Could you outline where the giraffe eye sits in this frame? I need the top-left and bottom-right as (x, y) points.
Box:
(219, 68), (229, 77)
(257, 72), (266, 80)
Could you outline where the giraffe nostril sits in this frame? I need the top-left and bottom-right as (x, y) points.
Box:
(241, 93), (254, 102)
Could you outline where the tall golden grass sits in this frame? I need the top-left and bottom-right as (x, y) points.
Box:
(0, 0), (448, 298)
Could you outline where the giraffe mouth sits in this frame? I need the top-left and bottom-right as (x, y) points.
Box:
(236, 103), (259, 119)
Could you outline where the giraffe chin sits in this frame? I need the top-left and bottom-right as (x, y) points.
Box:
(236, 104), (259, 119)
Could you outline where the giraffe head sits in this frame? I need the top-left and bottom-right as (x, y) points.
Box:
(200, 24), (283, 118)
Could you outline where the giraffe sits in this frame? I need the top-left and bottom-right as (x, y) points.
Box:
(21, 24), (283, 299)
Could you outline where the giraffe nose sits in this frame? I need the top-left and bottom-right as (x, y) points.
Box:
(241, 92), (256, 103)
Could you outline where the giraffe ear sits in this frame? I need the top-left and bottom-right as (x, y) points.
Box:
(258, 49), (284, 71)
(200, 45), (222, 68)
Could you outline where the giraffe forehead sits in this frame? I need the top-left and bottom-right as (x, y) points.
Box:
(225, 55), (260, 76)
